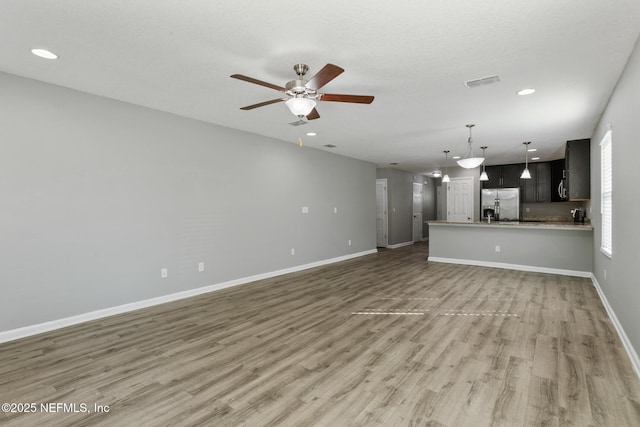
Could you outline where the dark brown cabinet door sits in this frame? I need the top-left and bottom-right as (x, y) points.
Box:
(523, 162), (552, 202)
(566, 139), (590, 200)
(522, 169), (536, 202)
(482, 165), (502, 188)
(536, 162), (551, 202)
(482, 164), (523, 188)
(501, 164), (523, 188)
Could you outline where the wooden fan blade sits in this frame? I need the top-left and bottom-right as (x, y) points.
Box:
(306, 108), (320, 120)
(230, 74), (286, 92)
(305, 64), (344, 91)
(319, 93), (375, 104)
(240, 98), (285, 110)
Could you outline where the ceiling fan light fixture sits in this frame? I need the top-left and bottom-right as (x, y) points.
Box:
(457, 124), (485, 169)
(286, 97), (316, 117)
(232, 64), (373, 121)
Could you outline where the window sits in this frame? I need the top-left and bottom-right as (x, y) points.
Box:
(600, 130), (612, 257)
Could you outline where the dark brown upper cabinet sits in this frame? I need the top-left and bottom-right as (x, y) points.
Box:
(522, 162), (551, 202)
(551, 159), (567, 202)
(565, 139), (591, 200)
(482, 164), (523, 188)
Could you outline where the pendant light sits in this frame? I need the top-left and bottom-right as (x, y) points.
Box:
(479, 146), (489, 181)
(442, 150), (451, 183)
(520, 141), (532, 179)
(457, 124), (485, 169)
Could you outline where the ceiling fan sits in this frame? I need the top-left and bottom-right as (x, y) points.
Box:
(230, 63), (374, 121)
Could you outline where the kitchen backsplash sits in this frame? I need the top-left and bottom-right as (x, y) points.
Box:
(522, 201), (589, 223)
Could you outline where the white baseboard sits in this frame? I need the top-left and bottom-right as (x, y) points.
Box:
(427, 256), (592, 278)
(590, 274), (640, 380)
(387, 241), (415, 249)
(0, 249), (378, 344)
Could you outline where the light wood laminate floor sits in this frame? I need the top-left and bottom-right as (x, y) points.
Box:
(1, 243), (639, 426)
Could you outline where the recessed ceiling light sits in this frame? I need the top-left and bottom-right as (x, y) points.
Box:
(517, 88), (535, 96)
(306, 132), (317, 136)
(452, 156), (461, 160)
(528, 148), (537, 152)
(31, 48), (58, 59)
(531, 157), (540, 160)
(389, 162), (398, 165)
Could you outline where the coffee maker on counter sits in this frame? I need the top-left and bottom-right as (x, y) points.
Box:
(571, 208), (585, 223)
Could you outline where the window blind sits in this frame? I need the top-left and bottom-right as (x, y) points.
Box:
(600, 130), (612, 257)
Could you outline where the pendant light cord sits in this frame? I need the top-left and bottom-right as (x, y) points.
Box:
(465, 125), (475, 159)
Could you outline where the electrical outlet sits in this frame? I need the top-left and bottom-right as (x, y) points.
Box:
(495, 245), (501, 252)
(161, 268), (168, 278)
(291, 248), (295, 255)
(348, 239), (352, 246)
(604, 269), (607, 280)
(334, 207), (338, 214)
(301, 206), (309, 214)
(198, 262), (204, 272)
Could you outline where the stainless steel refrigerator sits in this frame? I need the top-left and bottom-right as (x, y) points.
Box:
(481, 188), (520, 221)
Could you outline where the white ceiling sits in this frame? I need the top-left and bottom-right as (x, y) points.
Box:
(2, 0), (639, 174)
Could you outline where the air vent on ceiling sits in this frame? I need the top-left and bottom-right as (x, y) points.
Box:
(464, 75), (501, 88)
(323, 144), (337, 148)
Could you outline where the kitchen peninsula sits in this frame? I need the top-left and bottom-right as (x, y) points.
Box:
(427, 221), (593, 277)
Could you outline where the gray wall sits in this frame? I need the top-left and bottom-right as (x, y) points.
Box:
(590, 36), (640, 354)
(0, 72), (377, 332)
(376, 168), (412, 245)
(429, 224), (593, 273)
(420, 176), (437, 237)
(376, 168), (435, 245)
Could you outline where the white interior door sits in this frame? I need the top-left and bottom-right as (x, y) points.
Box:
(413, 183), (422, 242)
(446, 177), (474, 222)
(376, 179), (388, 247)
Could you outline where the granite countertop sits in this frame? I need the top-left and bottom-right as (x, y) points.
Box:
(427, 220), (593, 231)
